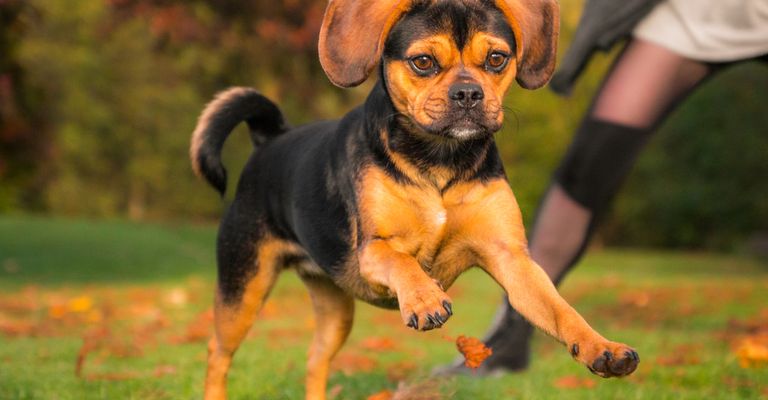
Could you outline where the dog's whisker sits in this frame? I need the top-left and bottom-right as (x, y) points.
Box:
(499, 105), (521, 136)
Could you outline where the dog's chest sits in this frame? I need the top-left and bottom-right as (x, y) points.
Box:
(358, 168), (486, 280)
(366, 186), (450, 261)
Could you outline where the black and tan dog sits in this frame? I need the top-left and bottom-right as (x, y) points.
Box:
(191, 0), (639, 398)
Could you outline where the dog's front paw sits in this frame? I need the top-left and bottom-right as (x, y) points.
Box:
(571, 341), (639, 378)
(398, 286), (452, 331)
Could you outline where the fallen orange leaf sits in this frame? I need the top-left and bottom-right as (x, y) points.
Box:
(366, 390), (393, 400)
(360, 336), (397, 351)
(735, 334), (768, 368)
(455, 335), (492, 369)
(332, 353), (378, 374)
(554, 375), (596, 389)
(385, 360), (417, 382)
(48, 304), (67, 319)
(179, 309), (213, 343)
(68, 296), (93, 313)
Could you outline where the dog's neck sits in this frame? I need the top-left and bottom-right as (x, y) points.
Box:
(363, 80), (498, 190)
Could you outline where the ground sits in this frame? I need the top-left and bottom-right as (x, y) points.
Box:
(1, 216), (767, 399)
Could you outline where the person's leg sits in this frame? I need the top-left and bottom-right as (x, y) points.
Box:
(439, 39), (714, 375)
(538, 37), (712, 280)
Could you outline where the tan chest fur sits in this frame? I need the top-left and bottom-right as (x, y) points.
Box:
(356, 166), (523, 291)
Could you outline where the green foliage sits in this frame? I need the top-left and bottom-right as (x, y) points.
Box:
(606, 63), (768, 250)
(1, 0), (767, 249)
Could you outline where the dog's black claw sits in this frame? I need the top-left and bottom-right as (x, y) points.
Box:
(570, 343), (579, 357)
(407, 314), (418, 330)
(603, 351), (613, 360)
(424, 314), (436, 330)
(433, 311), (444, 325)
(613, 350), (640, 376)
(442, 300), (453, 316)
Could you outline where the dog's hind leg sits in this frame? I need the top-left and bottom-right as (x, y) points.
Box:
(300, 273), (354, 400)
(205, 225), (287, 400)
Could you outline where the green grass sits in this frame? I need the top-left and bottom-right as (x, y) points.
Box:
(1, 215), (767, 399)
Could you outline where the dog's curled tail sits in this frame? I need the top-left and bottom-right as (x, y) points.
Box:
(190, 87), (287, 196)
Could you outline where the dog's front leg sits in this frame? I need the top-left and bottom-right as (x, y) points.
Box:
(477, 242), (639, 377)
(359, 240), (453, 331)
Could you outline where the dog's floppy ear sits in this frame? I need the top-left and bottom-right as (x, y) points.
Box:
(318, 0), (411, 88)
(495, 0), (560, 89)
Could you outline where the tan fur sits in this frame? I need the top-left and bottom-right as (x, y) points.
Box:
(302, 276), (354, 400)
(384, 31), (516, 130)
(463, 181), (636, 372)
(494, 0), (560, 89)
(204, 238), (297, 400)
(318, 0), (413, 87)
(355, 169), (636, 372)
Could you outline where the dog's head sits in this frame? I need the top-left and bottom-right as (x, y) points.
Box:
(319, 0), (559, 140)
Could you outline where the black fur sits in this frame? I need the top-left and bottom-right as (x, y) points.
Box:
(384, 1), (515, 62)
(196, 89), (287, 195)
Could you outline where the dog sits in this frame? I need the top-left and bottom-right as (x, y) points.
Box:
(190, 0), (639, 399)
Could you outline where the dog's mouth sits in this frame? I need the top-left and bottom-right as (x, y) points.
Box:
(421, 112), (500, 141)
(443, 117), (488, 139)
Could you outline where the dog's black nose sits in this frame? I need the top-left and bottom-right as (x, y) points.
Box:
(449, 83), (484, 108)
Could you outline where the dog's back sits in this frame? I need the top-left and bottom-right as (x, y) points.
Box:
(190, 90), (366, 277)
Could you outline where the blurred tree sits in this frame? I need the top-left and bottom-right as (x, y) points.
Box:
(0, 0), (49, 212)
(1, 0), (766, 250)
(606, 63), (768, 250)
(15, 0), (366, 219)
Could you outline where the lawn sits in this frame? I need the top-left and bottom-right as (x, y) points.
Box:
(1, 216), (767, 399)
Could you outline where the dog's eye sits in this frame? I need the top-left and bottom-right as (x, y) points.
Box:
(409, 55), (437, 75)
(486, 52), (509, 72)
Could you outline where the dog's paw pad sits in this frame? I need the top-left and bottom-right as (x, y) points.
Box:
(587, 346), (639, 378)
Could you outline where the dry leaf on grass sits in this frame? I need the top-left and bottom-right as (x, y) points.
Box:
(360, 336), (398, 351)
(455, 335), (492, 369)
(369, 381), (443, 400)
(76, 326), (111, 377)
(656, 344), (702, 366)
(0, 315), (35, 336)
(366, 390), (393, 400)
(175, 309), (213, 343)
(385, 360), (417, 382)
(553, 375), (596, 389)
(656, 354), (702, 366)
(735, 334), (768, 368)
(724, 309), (768, 368)
(332, 353), (378, 374)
